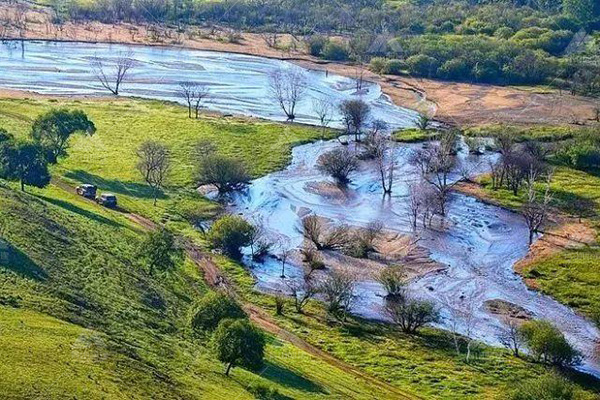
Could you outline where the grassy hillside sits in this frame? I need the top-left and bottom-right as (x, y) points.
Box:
(0, 182), (405, 399)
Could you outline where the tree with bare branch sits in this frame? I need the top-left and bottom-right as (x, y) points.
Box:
(268, 67), (306, 121)
(312, 98), (333, 138)
(177, 81), (209, 118)
(136, 140), (171, 206)
(91, 50), (135, 95)
(521, 173), (552, 245)
(339, 99), (371, 142)
(320, 269), (357, 322)
(385, 290), (440, 334)
(497, 315), (524, 357)
(286, 272), (319, 314)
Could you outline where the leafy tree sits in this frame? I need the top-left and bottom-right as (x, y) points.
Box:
(212, 318), (265, 376)
(191, 292), (246, 332)
(207, 215), (255, 259)
(0, 139), (51, 191)
(30, 109), (95, 163)
(139, 228), (180, 276)
(196, 154), (249, 194)
(563, 0), (597, 27)
(519, 320), (582, 367)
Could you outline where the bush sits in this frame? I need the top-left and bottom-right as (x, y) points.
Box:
(191, 292), (246, 332)
(437, 58), (470, 80)
(369, 57), (388, 74)
(406, 54), (440, 77)
(509, 374), (575, 400)
(385, 59), (407, 75)
(247, 382), (282, 400)
(306, 35), (328, 56)
(208, 215), (255, 259)
(196, 154), (249, 194)
(316, 148), (359, 184)
(519, 320), (582, 367)
(321, 41), (349, 61)
(556, 142), (600, 170)
(212, 318), (265, 375)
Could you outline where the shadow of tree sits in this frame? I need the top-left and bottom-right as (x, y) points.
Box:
(64, 170), (168, 200)
(260, 360), (324, 394)
(0, 239), (48, 281)
(37, 195), (124, 229)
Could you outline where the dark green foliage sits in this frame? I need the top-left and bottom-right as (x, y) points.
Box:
(30, 108), (95, 163)
(212, 318), (265, 375)
(0, 138), (51, 191)
(207, 215), (255, 259)
(509, 374), (575, 400)
(196, 154), (249, 194)
(519, 320), (582, 367)
(191, 292), (246, 332)
(321, 41), (350, 61)
(139, 228), (180, 276)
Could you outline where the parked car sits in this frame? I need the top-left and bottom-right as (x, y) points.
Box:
(96, 193), (117, 208)
(75, 184), (97, 199)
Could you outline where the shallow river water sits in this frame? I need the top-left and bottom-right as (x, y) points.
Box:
(1, 40), (599, 376)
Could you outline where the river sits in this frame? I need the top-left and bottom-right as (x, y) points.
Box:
(1, 39), (599, 376)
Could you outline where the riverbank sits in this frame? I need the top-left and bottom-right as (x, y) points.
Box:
(2, 1), (600, 128)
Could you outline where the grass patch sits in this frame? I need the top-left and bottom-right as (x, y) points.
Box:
(464, 124), (590, 143)
(393, 128), (438, 143)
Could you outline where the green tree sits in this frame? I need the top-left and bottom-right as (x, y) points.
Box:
(563, 0), (596, 27)
(191, 292), (246, 332)
(139, 228), (180, 276)
(30, 109), (95, 163)
(207, 215), (255, 259)
(0, 139), (51, 191)
(519, 320), (582, 367)
(212, 318), (265, 376)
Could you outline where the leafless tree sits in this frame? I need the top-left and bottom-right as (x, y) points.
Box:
(312, 98), (333, 138)
(410, 131), (459, 216)
(177, 81), (209, 118)
(339, 99), (371, 142)
(374, 136), (395, 194)
(316, 147), (359, 184)
(300, 244), (325, 277)
(407, 183), (422, 230)
(447, 295), (479, 363)
(286, 273), (319, 314)
(497, 316), (524, 357)
(275, 237), (293, 278)
(385, 291), (440, 334)
(300, 215), (350, 251)
(248, 217), (272, 261)
(320, 269), (357, 322)
(269, 67), (306, 121)
(348, 221), (383, 258)
(521, 173), (552, 245)
(136, 141), (171, 206)
(91, 50), (135, 95)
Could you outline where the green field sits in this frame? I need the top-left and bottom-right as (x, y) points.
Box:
(1, 97), (599, 399)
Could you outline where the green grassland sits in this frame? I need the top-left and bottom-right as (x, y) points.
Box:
(0, 182), (403, 400)
(1, 96), (599, 399)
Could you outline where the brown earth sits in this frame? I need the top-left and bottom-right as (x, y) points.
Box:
(2, 1), (600, 128)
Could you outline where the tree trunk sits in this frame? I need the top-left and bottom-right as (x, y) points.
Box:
(225, 363), (233, 376)
(20, 179), (25, 192)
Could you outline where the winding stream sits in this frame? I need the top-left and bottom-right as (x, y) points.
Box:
(1, 40), (599, 376)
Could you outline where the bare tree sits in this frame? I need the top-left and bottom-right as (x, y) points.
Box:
(339, 99), (371, 142)
(269, 67), (306, 121)
(300, 215), (350, 251)
(312, 98), (333, 138)
(374, 136), (395, 194)
(447, 295), (479, 363)
(91, 50), (135, 95)
(136, 141), (170, 206)
(316, 147), (359, 184)
(521, 173), (552, 245)
(407, 183), (422, 230)
(248, 217), (272, 261)
(410, 131), (459, 216)
(497, 316), (524, 357)
(320, 269), (357, 322)
(286, 273), (319, 314)
(275, 237), (293, 278)
(385, 291), (440, 334)
(177, 81), (209, 118)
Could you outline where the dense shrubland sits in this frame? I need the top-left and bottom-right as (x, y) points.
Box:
(50, 0), (600, 88)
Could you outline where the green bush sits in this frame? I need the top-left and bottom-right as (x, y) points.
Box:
(208, 215), (255, 259)
(438, 57), (470, 80)
(519, 320), (581, 367)
(385, 59), (407, 75)
(508, 374), (575, 400)
(191, 292), (246, 332)
(369, 57), (388, 74)
(556, 141), (600, 171)
(406, 54), (440, 77)
(212, 319), (265, 375)
(321, 41), (349, 61)
(246, 382), (282, 400)
(305, 35), (328, 57)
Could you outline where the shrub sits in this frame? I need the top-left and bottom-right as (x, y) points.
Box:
(246, 382), (282, 400)
(385, 293), (440, 334)
(406, 54), (440, 77)
(191, 292), (246, 332)
(316, 148), (359, 184)
(385, 59), (407, 75)
(519, 320), (582, 367)
(321, 41), (349, 61)
(208, 215), (255, 259)
(509, 374), (575, 400)
(196, 154), (249, 194)
(369, 57), (388, 74)
(438, 58), (470, 80)
(556, 142), (600, 170)
(306, 35), (329, 56)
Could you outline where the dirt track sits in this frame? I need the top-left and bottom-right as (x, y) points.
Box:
(2, 1), (599, 128)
